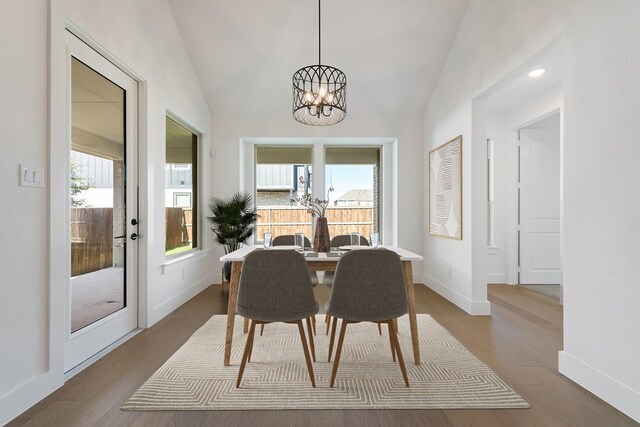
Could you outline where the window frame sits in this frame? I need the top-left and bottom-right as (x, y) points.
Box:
(243, 138), (397, 246)
(164, 113), (202, 259)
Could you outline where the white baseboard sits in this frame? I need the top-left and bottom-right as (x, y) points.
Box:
(423, 274), (491, 315)
(487, 273), (507, 284)
(559, 351), (640, 423)
(412, 273), (424, 284)
(0, 371), (64, 426)
(151, 275), (214, 325)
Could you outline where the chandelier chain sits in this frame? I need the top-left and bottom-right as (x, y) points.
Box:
(292, 0), (346, 126)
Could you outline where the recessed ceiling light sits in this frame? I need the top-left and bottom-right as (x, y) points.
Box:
(528, 68), (546, 78)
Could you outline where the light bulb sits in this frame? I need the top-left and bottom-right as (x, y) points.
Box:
(304, 92), (314, 103)
(325, 92), (334, 103)
(318, 86), (327, 98)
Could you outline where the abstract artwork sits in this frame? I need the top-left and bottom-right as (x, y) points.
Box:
(429, 135), (462, 239)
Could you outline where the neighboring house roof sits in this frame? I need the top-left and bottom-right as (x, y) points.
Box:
(335, 189), (373, 202)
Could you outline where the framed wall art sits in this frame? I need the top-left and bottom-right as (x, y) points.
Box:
(429, 135), (462, 240)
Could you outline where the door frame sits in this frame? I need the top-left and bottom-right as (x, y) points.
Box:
(64, 31), (140, 371)
(506, 104), (564, 301)
(50, 20), (150, 379)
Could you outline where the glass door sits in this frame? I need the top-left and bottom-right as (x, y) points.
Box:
(65, 32), (139, 371)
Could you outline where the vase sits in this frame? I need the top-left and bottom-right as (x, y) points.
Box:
(313, 217), (331, 252)
(223, 261), (232, 282)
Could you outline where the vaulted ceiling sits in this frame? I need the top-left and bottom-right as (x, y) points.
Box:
(168, 0), (470, 118)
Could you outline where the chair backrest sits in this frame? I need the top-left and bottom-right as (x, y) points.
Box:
(328, 249), (407, 321)
(237, 250), (318, 322)
(272, 234), (312, 248)
(330, 234), (370, 247)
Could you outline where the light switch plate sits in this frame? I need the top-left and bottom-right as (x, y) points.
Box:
(19, 165), (45, 188)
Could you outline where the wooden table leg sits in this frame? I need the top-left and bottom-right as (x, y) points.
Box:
(403, 260), (421, 365)
(224, 261), (243, 366)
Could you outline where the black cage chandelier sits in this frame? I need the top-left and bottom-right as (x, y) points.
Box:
(292, 0), (346, 126)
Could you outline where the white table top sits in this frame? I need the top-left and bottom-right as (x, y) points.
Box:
(220, 245), (423, 262)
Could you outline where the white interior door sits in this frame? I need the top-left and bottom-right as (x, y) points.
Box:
(519, 127), (561, 284)
(64, 32), (139, 371)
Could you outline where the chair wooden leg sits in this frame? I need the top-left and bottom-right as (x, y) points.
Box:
(244, 317), (249, 333)
(325, 314), (331, 335)
(306, 317), (316, 362)
(248, 322), (263, 363)
(296, 320), (316, 387)
(236, 320), (257, 388)
(260, 323), (265, 336)
(330, 320), (348, 388)
(311, 316), (317, 336)
(389, 318), (409, 387)
(387, 321), (396, 362)
(377, 322), (383, 335)
(328, 314), (338, 362)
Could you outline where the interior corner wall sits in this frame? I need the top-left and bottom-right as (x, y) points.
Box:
(422, 0), (569, 314)
(209, 113), (425, 280)
(560, 0), (640, 422)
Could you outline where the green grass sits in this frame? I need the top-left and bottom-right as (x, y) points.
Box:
(165, 245), (193, 257)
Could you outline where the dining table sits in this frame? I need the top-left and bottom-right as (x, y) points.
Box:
(220, 245), (424, 367)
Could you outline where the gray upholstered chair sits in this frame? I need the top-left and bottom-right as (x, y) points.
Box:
(270, 234), (319, 338)
(235, 249), (319, 388)
(326, 249), (409, 387)
(324, 234), (370, 288)
(323, 235), (374, 335)
(272, 234), (312, 248)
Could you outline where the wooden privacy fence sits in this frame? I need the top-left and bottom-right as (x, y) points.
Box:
(71, 207), (193, 276)
(166, 207), (193, 251)
(256, 206), (375, 241)
(71, 208), (113, 277)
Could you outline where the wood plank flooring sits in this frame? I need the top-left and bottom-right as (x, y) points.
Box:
(8, 284), (637, 427)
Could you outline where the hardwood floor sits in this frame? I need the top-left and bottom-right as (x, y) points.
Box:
(9, 284), (637, 427)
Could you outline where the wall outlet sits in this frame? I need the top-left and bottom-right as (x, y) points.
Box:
(19, 164), (45, 188)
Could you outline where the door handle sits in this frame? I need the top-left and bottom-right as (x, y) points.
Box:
(114, 235), (126, 239)
(130, 233), (141, 241)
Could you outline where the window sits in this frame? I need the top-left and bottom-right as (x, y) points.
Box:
(325, 147), (381, 238)
(253, 145), (383, 243)
(487, 138), (495, 247)
(255, 146), (313, 240)
(165, 117), (198, 256)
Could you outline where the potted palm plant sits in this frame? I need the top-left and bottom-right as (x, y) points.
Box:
(208, 192), (259, 281)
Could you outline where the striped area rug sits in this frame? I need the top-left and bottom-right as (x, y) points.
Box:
(122, 314), (529, 410)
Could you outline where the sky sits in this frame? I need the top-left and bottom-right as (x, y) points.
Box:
(325, 165), (374, 203)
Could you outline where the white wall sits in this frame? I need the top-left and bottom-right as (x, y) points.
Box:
(424, 0), (640, 421)
(0, 0), (214, 423)
(422, 0), (569, 314)
(210, 113), (424, 279)
(559, 0), (640, 422)
(0, 0), (50, 411)
(485, 113), (508, 283)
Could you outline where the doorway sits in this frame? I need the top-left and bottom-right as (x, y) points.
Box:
(517, 113), (561, 297)
(64, 32), (139, 372)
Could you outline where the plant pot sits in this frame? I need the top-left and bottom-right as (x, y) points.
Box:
(313, 217), (331, 252)
(223, 261), (232, 282)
